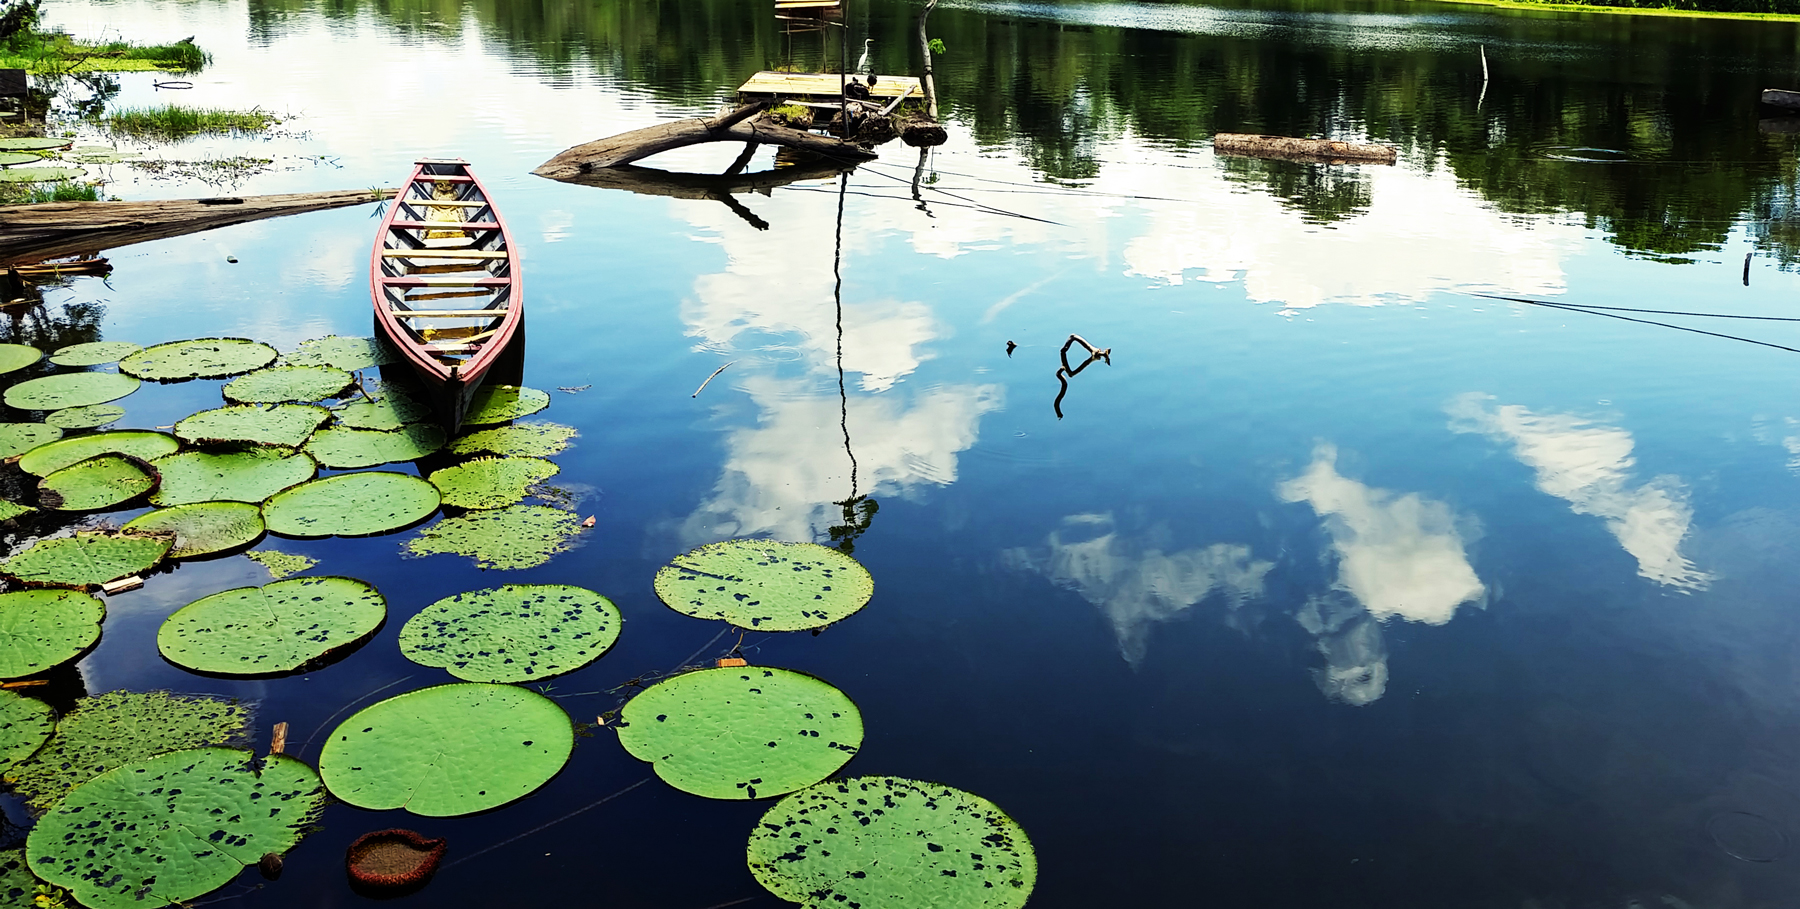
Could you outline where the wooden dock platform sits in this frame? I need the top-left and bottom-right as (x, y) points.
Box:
(738, 71), (922, 102)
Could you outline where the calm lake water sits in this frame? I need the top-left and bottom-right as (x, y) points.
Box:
(12, 0), (1800, 905)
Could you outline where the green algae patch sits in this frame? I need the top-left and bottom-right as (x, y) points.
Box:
(17, 430), (177, 477)
(149, 447), (316, 506)
(655, 540), (873, 631)
(245, 549), (317, 579)
(37, 454), (157, 511)
(0, 589), (103, 679)
(283, 335), (399, 371)
(45, 404), (123, 430)
(0, 531), (171, 588)
(319, 683), (573, 817)
(304, 423), (445, 469)
(465, 385), (551, 425)
(119, 337), (277, 381)
(619, 666), (861, 800)
(3, 371), (138, 411)
(0, 690), (52, 772)
(48, 341), (140, 367)
(428, 456), (558, 510)
(0, 343), (40, 375)
(447, 421), (577, 458)
(263, 472), (440, 538)
(404, 503), (582, 570)
(0, 422), (59, 459)
(398, 584), (621, 683)
(175, 403), (330, 447)
(5, 690), (250, 811)
(223, 364), (354, 404)
(124, 501), (265, 558)
(158, 576), (385, 675)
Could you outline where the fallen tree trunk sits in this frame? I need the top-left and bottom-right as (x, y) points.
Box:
(532, 103), (877, 179)
(0, 188), (388, 264)
(1213, 133), (1396, 165)
(541, 159), (855, 231)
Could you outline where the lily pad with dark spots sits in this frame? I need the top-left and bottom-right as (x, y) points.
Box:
(428, 456), (558, 510)
(0, 531), (172, 588)
(304, 424), (445, 469)
(465, 385), (551, 425)
(398, 584), (621, 683)
(37, 454), (158, 511)
(333, 389), (431, 431)
(283, 335), (399, 371)
(0, 422), (59, 458)
(16, 430), (178, 477)
(404, 503), (582, 570)
(654, 540), (874, 631)
(0, 499), (34, 522)
(149, 447), (316, 506)
(118, 337), (278, 381)
(2, 371), (138, 411)
(0, 343), (40, 375)
(245, 549), (316, 579)
(0, 690), (52, 772)
(175, 403), (330, 448)
(0, 589), (104, 678)
(0, 850), (32, 908)
(124, 501), (265, 558)
(45, 404), (124, 430)
(158, 576), (385, 675)
(48, 341), (140, 367)
(263, 472), (440, 538)
(447, 421), (577, 458)
(0, 166), (83, 183)
(222, 364), (354, 404)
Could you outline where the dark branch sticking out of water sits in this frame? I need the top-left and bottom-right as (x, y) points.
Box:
(1054, 333), (1112, 419)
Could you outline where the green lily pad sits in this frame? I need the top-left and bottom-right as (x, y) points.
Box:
(319, 682), (573, 817)
(0, 166), (84, 183)
(465, 385), (551, 425)
(429, 456), (558, 510)
(4, 690), (249, 811)
(149, 447), (315, 506)
(747, 777), (1038, 909)
(303, 423), (445, 469)
(0, 530), (172, 588)
(0, 151), (41, 166)
(223, 364), (354, 404)
(49, 341), (141, 367)
(26, 747), (325, 909)
(2, 371), (138, 411)
(15, 430), (175, 476)
(37, 454), (157, 511)
(283, 335), (399, 371)
(66, 149), (140, 164)
(654, 540), (874, 631)
(0, 342), (40, 375)
(118, 337), (277, 381)
(399, 584), (621, 683)
(0, 589), (103, 678)
(334, 389), (431, 430)
(158, 575), (385, 675)
(0, 138), (71, 151)
(263, 471), (440, 538)
(618, 666), (861, 800)
(0, 850), (36, 908)
(123, 501), (265, 558)
(0, 422), (60, 458)
(245, 549), (316, 579)
(448, 421), (577, 458)
(45, 403), (124, 430)
(0, 689), (52, 772)
(0, 499), (34, 521)
(175, 403), (329, 447)
(404, 503), (583, 570)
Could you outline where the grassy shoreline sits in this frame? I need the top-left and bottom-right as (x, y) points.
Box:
(1415, 0), (1800, 22)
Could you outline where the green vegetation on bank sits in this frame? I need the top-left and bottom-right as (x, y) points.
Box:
(104, 105), (279, 141)
(0, 181), (98, 204)
(1419, 0), (1800, 21)
(0, 1), (208, 73)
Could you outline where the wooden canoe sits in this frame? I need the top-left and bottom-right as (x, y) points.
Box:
(370, 158), (522, 431)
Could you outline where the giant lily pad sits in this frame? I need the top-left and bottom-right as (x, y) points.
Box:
(49, 341), (141, 367)
(654, 540), (873, 631)
(263, 472), (439, 538)
(319, 683), (573, 817)
(175, 403), (329, 447)
(5, 690), (250, 811)
(398, 584), (621, 683)
(37, 454), (157, 511)
(618, 666), (861, 800)
(0, 138), (71, 151)
(0, 343), (40, 375)
(17, 430), (177, 477)
(0, 851), (33, 908)
(0, 531), (171, 587)
(0, 589), (103, 678)
(245, 549), (316, 579)
(119, 338), (277, 381)
(158, 575), (385, 675)
(0, 499), (33, 522)
(0, 166), (84, 183)
(428, 456), (558, 510)
(334, 390), (431, 431)
(26, 747), (325, 909)
(2, 371), (138, 411)
(283, 335), (398, 371)
(0, 151), (40, 166)
(0, 689), (51, 773)
(0, 422), (60, 458)
(149, 447), (316, 506)
(304, 424), (445, 469)
(465, 385), (550, 425)
(447, 421), (577, 458)
(223, 364), (354, 404)
(45, 404), (123, 430)
(404, 504), (582, 570)
(124, 501), (265, 558)
(747, 777), (1038, 909)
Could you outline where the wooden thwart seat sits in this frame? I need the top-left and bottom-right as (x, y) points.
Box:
(381, 276), (508, 286)
(390, 309), (505, 318)
(382, 249), (508, 259)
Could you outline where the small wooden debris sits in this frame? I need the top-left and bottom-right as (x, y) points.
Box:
(1213, 133), (1397, 165)
(270, 721), (289, 755)
(717, 657), (749, 668)
(100, 575), (143, 595)
(1, 679), (48, 689)
(581, 515), (596, 528)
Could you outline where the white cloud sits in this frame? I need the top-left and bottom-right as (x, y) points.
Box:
(1296, 592), (1388, 707)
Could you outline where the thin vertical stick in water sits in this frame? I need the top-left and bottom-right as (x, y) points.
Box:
(691, 362), (733, 397)
(1745, 252), (1752, 286)
(1478, 45), (1489, 110)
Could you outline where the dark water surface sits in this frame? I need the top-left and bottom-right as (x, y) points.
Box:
(16, 0), (1800, 905)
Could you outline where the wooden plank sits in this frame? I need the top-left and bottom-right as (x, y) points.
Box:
(0, 189), (389, 264)
(381, 276), (510, 286)
(398, 199), (488, 208)
(381, 249), (507, 259)
(390, 309), (506, 318)
(404, 289), (492, 302)
(391, 221), (499, 230)
(426, 329), (501, 348)
(1212, 133), (1396, 165)
(411, 175), (475, 183)
(775, 0), (841, 8)
(737, 70), (921, 100)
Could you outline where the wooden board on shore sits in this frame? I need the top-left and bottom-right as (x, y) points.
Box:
(0, 189), (387, 264)
(1213, 133), (1397, 165)
(1762, 88), (1800, 112)
(738, 71), (921, 102)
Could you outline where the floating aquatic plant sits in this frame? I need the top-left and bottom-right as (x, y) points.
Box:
(618, 666), (861, 800)
(44, 403), (123, 430)
(2, 371), (139, 411)
(0, 531), (172, 588)
(123, 501), (265, 558)
(0, 422), (60, 458)
(175, 403), (330, 448)
(37, 454), (157, 511)
(149, 447), (316, 506)
(465, 385), (551, 425)
(158, 576), (385, 675)
(5, 690), (251, 810)
(17, 430), (178, 477)
(404, 503), (582, 570)
(263, 472), (440, 538)
(428, 456), (558, 510)
(0, 589), (104, 679)
(334, 391), (431, 431)
(0, 343), (40, 375)
(283, 335), (399, 372)
(118, 337), (277, 381)
(0, 166), (84, 183)
(245, 549), (317, 579)
(398, 584), (621, 683)
(0, 139), (71, 151)
(319, 683), (573, 817)
(0, 689), (53, 771)
(303, 424), (445, 469)
(654, 540), (873, 631)
(747, 776), (1038, 909)
(48, 341), (140, 368)
(0, 850), (37, 907)
(446, 421), (577, 458)
(0, 499), (34, 522)
(26, 747), (325, 909)
(223, 364), (354, 404)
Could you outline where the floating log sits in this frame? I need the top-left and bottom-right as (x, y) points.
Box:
(532, 103), (876, 179)
(0, 189), (388, 265)
(1762, 89), (1800, 112)
(1213, 133), (1397, 165)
